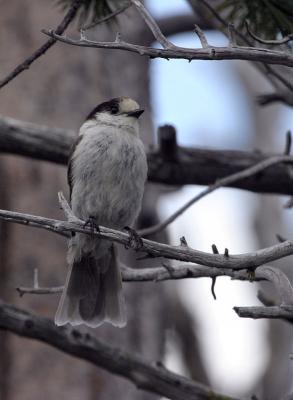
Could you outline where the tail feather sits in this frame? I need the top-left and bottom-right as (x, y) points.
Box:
(55, 245), (126, 328)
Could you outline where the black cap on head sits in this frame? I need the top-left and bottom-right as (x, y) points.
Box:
(85, 97), (143, 121)
(85, 99), (120, 120)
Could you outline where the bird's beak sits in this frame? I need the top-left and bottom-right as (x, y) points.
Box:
(125, 109), (144, 118)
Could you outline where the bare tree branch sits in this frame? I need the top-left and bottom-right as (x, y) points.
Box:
(0, 0), (84, 90)
(140, 154), (293, 237)
(193, 24), (209, 48)
(42, 28), (293, 68)
(0, 115), (73, 164)
(0, 301), (239, 400)
(130, 0), (177, 49)
(16, 285), (64, 296)
(16, 264), (293, 303)
(187, 0), (293, 104)
(1, 116), (293, 195)
(234, 305), (293, 322)
(1, 205), (293, 271)
(16, 268), (63, 296)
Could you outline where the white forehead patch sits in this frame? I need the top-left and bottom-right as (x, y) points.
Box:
(119, 97), (140, 113)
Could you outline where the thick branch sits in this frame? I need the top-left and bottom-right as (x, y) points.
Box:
(234, 305), (293, 322)
(1, 116), (293, 195)
(0, 116), (73, 164)
(148, 146), (293, 195)
(43, 29), (293, 68)
(0, 301), (238, 400)
(1, 207), (293, 271)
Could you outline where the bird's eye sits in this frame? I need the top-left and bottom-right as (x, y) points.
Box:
(111, 106), (118, 114)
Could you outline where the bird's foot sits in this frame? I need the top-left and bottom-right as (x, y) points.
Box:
(123, 226), (143, 250)
(84, 216), (100, 236)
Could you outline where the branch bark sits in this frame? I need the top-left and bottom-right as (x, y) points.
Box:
(130, 0), (177, 50)
(0, 301), (238, 400)
(187, 0), (293, 103)
(1, 206), (293, 271)
(234, 305), (293, 322)
(43, 29), (293, 68)
(1, 116), (293, 195)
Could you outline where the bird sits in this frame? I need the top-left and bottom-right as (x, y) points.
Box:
(55, 97), (148, 328)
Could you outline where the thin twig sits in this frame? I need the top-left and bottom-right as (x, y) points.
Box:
(188, 0), (293, 100)
(129, 0), (177, 49)
(82, 2), (131, 31)
(16, 267), (63, 296)
(140, 155), (293, 237)
(42, 29), (293, 68)
(245, 21), (293, 45)
(193, 24), (209, 48)
(227, 23), (237, 47)
(0, 0), (84, 90)
(58, 191), (80, 223)
(16, 285), (63, 297)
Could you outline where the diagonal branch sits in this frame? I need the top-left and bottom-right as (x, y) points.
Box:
(1, 206), (293, 271)
(193, 24), (209, 48)
(0, 0), (84, 90)
(129, 0), (177, 49)
(42, 29), (293, 68)
(140, 154), (293, 237)
(0, 301), (239, 400)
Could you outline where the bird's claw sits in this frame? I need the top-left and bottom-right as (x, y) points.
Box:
(84, 216), (100, 235)
(123, 226), (143, 250)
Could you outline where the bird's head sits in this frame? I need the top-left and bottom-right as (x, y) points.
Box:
(84, 97), (144, 134)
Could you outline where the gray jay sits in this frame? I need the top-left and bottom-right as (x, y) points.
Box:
(55, 97), (147, 328)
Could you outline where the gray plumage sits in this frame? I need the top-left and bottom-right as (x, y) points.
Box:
(55, 97), (147, 328)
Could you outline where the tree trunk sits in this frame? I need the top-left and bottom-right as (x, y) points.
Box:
(0, 2), (208, 399)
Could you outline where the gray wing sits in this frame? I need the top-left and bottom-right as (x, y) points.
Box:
(67, 135), (82, 202)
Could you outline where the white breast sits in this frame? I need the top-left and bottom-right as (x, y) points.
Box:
(70, 123), (147, 230)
